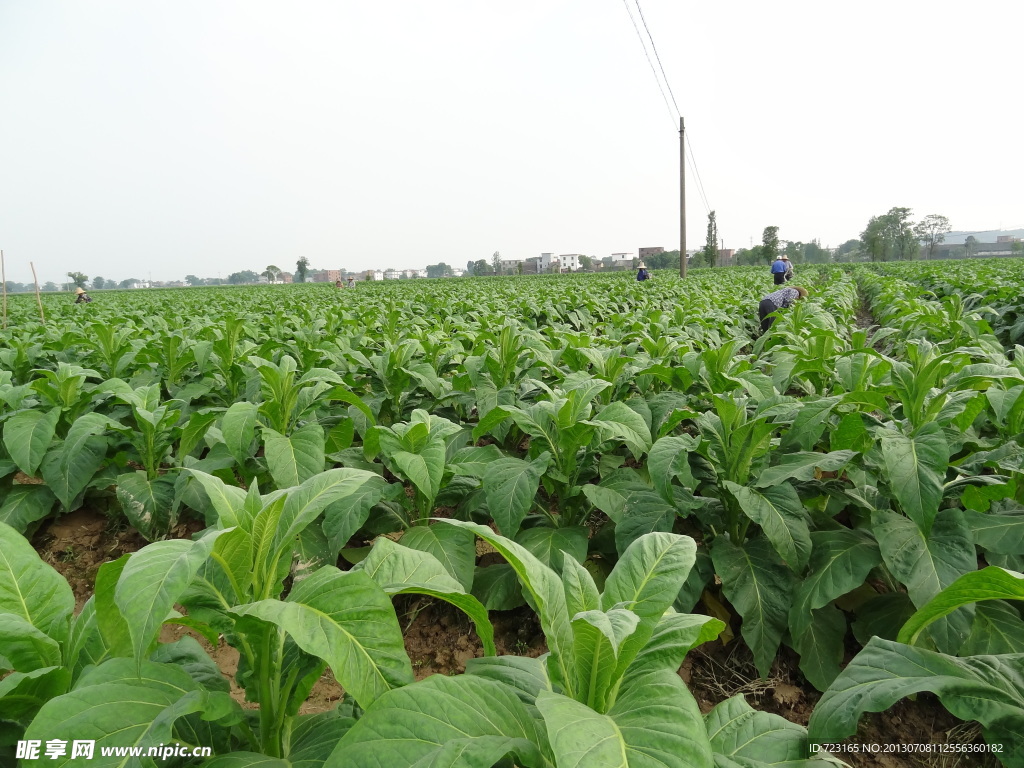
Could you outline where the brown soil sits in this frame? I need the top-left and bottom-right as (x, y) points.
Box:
(30, 513), (997, 766)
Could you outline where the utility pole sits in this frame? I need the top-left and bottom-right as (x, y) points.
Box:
(679, 117), (686, 278)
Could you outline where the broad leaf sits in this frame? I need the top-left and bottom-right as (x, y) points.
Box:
(325, 673), (546, 768)
(712, 535), (795, 678)
(0, 522), (75, 643)
(115, 472), (176, 541)
(263, 423), (326, 489)
(515, 526), (588, 571)
(725, 481), (811, 572)
(483, 454), (549, 537)
(3, 407), (59, 476)
(400, 523), (477, 591)
(706, 695), (814, 766)
(0, 485), (56, 533)
(222, 401), (259, 465)
(231, 567), (413, 710)
(879, 423), (949, 534)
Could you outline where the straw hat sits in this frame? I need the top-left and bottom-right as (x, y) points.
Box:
(637, 262), (646, 269)
(781, 255), (790, 261)
(75, 287), (85, 294)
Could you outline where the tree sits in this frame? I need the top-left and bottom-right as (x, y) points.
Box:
(295, 257), (310, 282)
(43, 281), (58, 292)
(834, 239), (861, 262)
(227, 270), (259, 284)
(472, 259), (492, 276)
(67, 271), (88, 289)
(185, 274), (204, 286)
(913, 214), (951, 259)
(425, 263), (453, 278)
(860, 208), (918, 261)
(578, 255), (593, 271)
(762, 226), (780, 263)
(466, 261), (475, 276)
(1012, 240), (1024, 258)
(264, 265), (282, 283)
(803, 240), (830, 264)
(735, 246), (764, 266)
(702, 211), (719, 268)
(965, 235), (978, 258)
(491, 251), (502, 275)
(120, 278), (139, 289)
(92, 276), (105, 290)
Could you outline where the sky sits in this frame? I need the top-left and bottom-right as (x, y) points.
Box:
(1, 1), (1021, 285)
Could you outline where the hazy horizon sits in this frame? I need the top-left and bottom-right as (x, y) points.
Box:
(2, 1), (1021, 286)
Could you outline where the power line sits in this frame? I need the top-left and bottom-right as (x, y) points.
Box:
(686, 137), (711, 215)
(620, 0), (676, 131)
(633, 0), (681, 118)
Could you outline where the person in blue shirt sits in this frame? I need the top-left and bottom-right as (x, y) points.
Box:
(770, 256), (788, 285)
(636, 262), (651, 281)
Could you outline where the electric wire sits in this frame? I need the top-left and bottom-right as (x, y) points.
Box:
(620, 0), (677, 131)
(633, 0), (681, 118)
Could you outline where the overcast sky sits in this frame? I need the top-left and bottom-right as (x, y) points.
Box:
(1, 1), (1021, 285)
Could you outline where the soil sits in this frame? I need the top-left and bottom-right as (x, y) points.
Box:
(29, 512), (1002, 767)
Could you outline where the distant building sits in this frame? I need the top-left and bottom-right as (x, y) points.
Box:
(383, 269), (401, 280)
(499, 258), (523, 273)
(313, 270), (341, 283)
(639, 247), (664, 260)
(558, 254), (581, 271)
(279, 272), (294, 283)
(402, 268), (425, 279)
(717, 249), (736, 266)
(610, 253), (634, 270)
(366, 270), (384, 281)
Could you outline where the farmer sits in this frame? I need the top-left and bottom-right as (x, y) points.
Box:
(74, 287), (92, 304)
(770, 255), (788, 285)
(758, 285), (807, 332)
(335, 279), (343, 289)
(346, 276), (355, 288)
(781, 254), (794, 282)
(636, 262), (651, 281)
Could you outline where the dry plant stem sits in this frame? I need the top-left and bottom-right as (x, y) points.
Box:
(31, 260), (45, 324)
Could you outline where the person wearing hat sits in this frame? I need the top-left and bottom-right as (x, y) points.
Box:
(636, 261), (651, 282)
(781, 254), (794, 282)
(346, 276), (355, 288)
(74, 287), (92, 304)
(758, 285), (807, 332)
(770, 254), (788, 285)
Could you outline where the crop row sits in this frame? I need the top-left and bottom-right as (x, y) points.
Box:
(2, 266), (1024, 765)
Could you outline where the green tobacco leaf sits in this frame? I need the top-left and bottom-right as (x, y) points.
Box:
(325, 674), (545, 768)
(465, 655), (550, 706)
(851, 593), (917, 646)
(0, 613), (62, 672)
(629, 612), (725, 678)
(584, 400), (653, 460)
(960, 601), (1024, 655)
(647, 435), (698, 501)
(185, 468), (247, 529)
(322, 474), (390, 553)
(23, 658), (238, 768)
(538, 669), (712, 768)
(232, 567), (413, 711)
(400, 523), (477, 591)
(115, 530), (224, 663)
(561, 556), (601, 619)
(712, 535), (795, 678)
(515, 526), (588, 571)
(3, 407), (59, 476)
(570, 608), (641, 710)
(0, 666), (70, 724)
(725, 481), (811, 572)
(808, 636), (1024, 758)
(222, 401), (259, 465)
(471, 564), (525, 611)
(483, 453), (549, 537)
(115, 472), (176, 541)
(273, 468), (385, 559)
(178, 410), (220, 459)
(614, 489), (676, 555)
(790, 529), (880, 690)
(898, 566), (1024, 647)
(441, 519), (574, 690)
(40, 413), (111, 510)
(706, 694), (813, 766)
(448, 445), (504, 478)
(356, 537), (496, 655)
(0, 521), (75, 643)
(94, 556), (132, 660)
(0, 485), (56, 533)
(783, 395), (842, 452)
(879, 423), (949, 534)
(873, 508), (976, 654)
(754, 449), (858, 488)
(965, 507), (1024, 555)
(263, 423), (326, 489)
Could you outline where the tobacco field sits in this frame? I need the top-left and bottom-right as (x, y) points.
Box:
(2, 262), (1024, 767)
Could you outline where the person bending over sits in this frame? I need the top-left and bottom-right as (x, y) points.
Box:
(758, 285), (807, 332)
